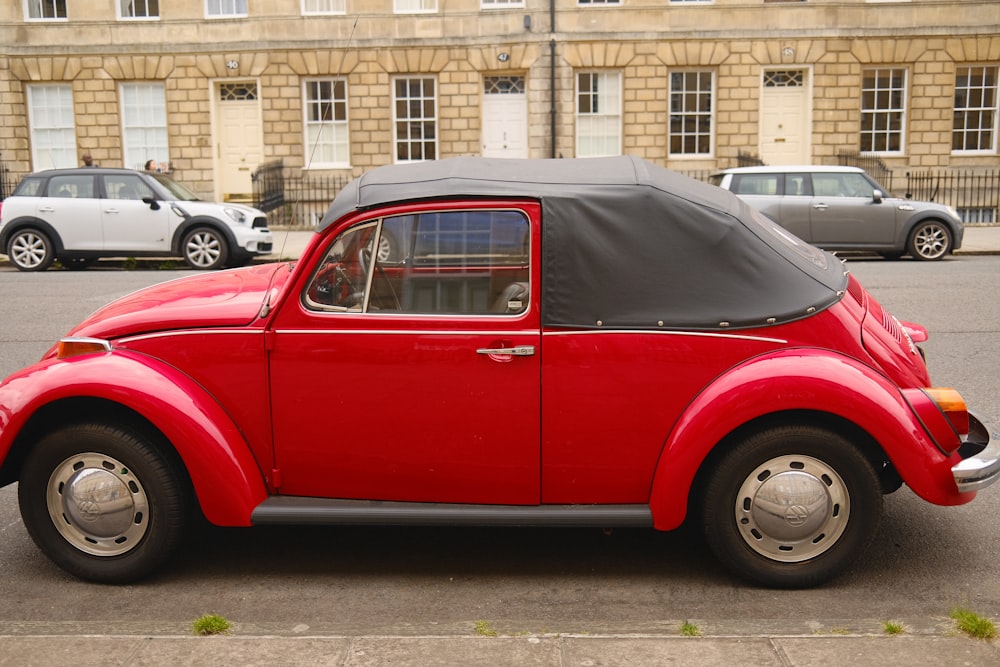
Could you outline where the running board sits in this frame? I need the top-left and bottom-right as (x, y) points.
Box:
(251, 497), (653, 528)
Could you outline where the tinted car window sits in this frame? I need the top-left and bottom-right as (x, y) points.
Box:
(812, 172), (874, 198)
(48, 174), (95, 199)
(731, 173), (780, 196)
(104, 174), (156, 201)
(12, 176), (43, 197)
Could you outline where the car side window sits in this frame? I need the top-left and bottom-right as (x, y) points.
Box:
(104, 174), (156, 201)
(783, 174), (813, 197)
(305, 209), (530, 316)
(812, 173), (873, 198)
(47, 175), (95, 199)
(731, 174), (779, 196)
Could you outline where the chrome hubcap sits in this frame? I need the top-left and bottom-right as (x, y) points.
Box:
(735, 455), (849, 563)
(47, 453), (149, 556)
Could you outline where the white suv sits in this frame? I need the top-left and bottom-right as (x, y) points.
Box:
(0, 168), (273, 271)
(711, 166), (964, 261)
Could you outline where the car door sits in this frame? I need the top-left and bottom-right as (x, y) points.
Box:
(267, 202), (541, 505)
(808, 171), (895, 246)
(38, 173), (103, 250)
(99, 173), (172, 252)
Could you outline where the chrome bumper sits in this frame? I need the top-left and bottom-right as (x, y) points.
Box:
(952, 413), (1000, 493)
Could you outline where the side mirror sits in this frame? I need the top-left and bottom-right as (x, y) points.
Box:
(142, 197), (160, 211)
(872, 189), (883, 204)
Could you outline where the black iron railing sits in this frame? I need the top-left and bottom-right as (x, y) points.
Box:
(252, 161), (351, 227)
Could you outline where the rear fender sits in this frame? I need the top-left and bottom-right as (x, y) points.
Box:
(0, 351), (267, 526)
(648, 349), (972, 531)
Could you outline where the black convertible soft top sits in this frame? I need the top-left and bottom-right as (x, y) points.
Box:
(320, 156), (847, 330)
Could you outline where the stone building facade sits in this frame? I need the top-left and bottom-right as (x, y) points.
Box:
(1, 0), (998, 202)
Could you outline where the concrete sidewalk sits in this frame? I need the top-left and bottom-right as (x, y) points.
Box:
(1, 622), (997, 666)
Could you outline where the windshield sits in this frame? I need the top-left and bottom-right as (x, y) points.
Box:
(150, 173), (202, 201)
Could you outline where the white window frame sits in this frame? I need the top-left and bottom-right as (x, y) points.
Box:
(206, 0), (248, 18)
(953, 65), (998, 155)
(121, 82), (169, 171)
(118, 0), (160, 20)
(303, 78), (351, 169)
(392, 76), (438, 163)
(860, 67), (907, 155)
(302, 0), (345, 14)
(669, 69), (716, 158)
(575, 71), (622, 158)
(394, 0), (437, 13)
(24, 0), (67, 21)
(27, 84), (77, 170)
(481, 0), (524, 7)
(577, 0), (621, 5)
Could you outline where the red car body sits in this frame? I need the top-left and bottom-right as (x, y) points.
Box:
(0, 156), (996, 587)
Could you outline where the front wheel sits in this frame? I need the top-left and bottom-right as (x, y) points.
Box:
(7, 228), (55, 272)
(18, 423), (188, 583)
(182, 227), (229, 270)
(908, 221), (952, 261)
(700, 425), (882, 588)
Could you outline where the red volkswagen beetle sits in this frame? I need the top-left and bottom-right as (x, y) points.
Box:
(0, 156), (996, 588)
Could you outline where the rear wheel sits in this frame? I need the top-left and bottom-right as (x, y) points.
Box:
(182, 228), (229, 270)
(7, 228), (55, 272)
(18, 422), (188, 583)
(908, 221), (951, 261)
(700, 425), (882, 588)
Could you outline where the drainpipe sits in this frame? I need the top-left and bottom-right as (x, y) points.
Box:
(549, 0), (557, 158)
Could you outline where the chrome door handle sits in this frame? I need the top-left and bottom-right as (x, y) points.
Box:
(812, 203), (828, 210)
(476, 345), (535, 356)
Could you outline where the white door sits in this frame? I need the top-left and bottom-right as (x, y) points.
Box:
(213, 81), (264, 200)
(482, 76), (528, 158)
(759, 70), (810, 165)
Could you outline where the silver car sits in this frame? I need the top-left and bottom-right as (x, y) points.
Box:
(711, 166), (963, 261)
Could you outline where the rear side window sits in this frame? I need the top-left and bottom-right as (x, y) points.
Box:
(730, 173), (780, 196)
(47, 174), (95, 199)
(306, 209), (531, 316)
(12, 177), (44, 197)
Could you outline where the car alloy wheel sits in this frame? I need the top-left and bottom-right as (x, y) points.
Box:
(8, 228), (54, 272)
(909, 221), (951, 261)
(183, 228), (229, 270)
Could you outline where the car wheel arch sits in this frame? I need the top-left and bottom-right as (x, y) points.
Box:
(646, 350), (942, 531)
(0, 357), (268, 526)
(170, 217), (239, 256)
(1, 217), (66, 254)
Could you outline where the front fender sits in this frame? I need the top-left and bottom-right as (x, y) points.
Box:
(0, 350), (267, 526)
(648, 349), (972, 531)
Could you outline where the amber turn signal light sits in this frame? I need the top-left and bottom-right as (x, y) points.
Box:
(56, 337), (112, 359)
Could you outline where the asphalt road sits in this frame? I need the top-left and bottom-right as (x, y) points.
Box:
(0, 256), (998, 638)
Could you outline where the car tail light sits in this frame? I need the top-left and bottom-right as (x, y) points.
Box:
(924, 388), (970, 436)
(57, 337), (112, 359)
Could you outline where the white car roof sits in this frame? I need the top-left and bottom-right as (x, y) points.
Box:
(716, 166), (865, 175)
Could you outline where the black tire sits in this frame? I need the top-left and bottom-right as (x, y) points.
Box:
(700, 425), (882, 588)
(61, 257), (97, 270)
(7, 228), (55, 272)
(18, 422), (188, 583)
(908, 221), (952, 261)
(182, 227), (229, 270)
